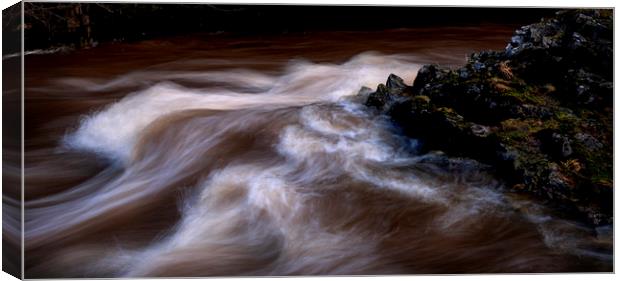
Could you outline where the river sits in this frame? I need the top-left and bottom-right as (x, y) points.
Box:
(13, 25), (612, 277)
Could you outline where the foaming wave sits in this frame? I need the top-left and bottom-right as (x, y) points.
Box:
(63, 52), (421, 163)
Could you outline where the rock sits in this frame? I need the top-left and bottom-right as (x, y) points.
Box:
(472, 61), (485, 71)
(497, 143), (519, 163)
(562, 68), (612, 107)
(574, 132), (603, 150)
(411, 64), (451, 95)
(546, 162), (575, 199)
(365, 84), (390, 109)
(433, 107), (465, 130)
(520, 104), (553, 119)
(570, 32), (587, 49)
(458, 68), (470, 79)
(537, 129), (573, 159)
(365, 74), (411, 112)
(470, 124), (491, 138)
(386, 73), (407, 92)
(364, 9), (613, 226)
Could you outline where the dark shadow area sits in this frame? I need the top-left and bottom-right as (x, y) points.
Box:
(24, 3), (559, 50)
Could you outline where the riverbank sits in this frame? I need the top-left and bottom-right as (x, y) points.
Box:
(365, 9), (613, 226)
(14, 3), (557, 52)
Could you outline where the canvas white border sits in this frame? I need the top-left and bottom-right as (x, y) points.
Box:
(0, 1), (617, 281)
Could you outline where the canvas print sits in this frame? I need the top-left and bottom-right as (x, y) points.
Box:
(2, 2), (613, 278)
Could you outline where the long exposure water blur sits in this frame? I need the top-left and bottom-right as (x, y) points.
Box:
(4, 23), (612, 277)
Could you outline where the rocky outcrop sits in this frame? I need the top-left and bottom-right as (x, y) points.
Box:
(364, 9), (612, 226)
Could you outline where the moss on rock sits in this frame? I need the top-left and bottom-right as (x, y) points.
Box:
(364, 9), (613, 226)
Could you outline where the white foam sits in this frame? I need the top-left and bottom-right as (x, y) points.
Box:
(275, 103), (444, 202)
(63, 52), (421, 163)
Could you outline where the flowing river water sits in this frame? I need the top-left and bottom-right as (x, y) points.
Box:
(10, 25), (613, 277)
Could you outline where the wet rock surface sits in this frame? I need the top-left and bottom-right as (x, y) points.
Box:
(365, 10), (612, 226)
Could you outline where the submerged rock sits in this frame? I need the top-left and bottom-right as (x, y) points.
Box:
(364, 9), (613, 226)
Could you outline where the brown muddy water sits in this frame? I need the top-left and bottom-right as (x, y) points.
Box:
(6, 25), (613, 277)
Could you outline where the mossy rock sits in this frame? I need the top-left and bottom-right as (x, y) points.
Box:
(365, 9), (613, 226)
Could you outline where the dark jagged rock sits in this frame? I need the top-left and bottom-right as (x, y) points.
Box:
(364, 9), (613, 226)
(365, 73), (413, 112)
(386, 73), (407, 92)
